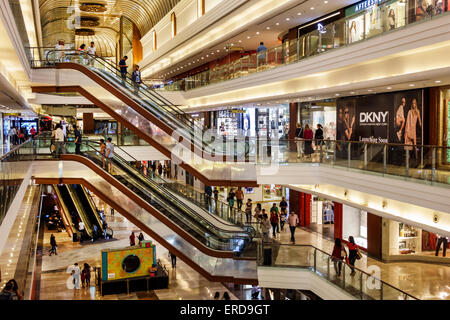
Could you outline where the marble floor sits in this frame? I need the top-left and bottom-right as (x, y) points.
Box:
(38, 203), (238, 301)
(268, 226), (450, 300)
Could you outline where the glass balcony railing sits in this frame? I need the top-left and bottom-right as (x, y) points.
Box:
(160, 7), (450, 91)
(257, 243), (418, 300)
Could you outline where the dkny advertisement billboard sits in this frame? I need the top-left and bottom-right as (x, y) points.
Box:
(336, 89), (424, 146)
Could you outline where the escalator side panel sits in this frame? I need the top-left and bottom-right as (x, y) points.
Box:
(51, 185), (74, 237)
(66, 185), (94, 238)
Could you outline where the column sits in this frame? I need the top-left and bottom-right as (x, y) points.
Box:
(83, 113), (94, 134)
(333, 202), (343, 240)
(367, 213), (382, 260)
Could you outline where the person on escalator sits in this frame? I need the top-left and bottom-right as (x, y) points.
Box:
(227, 189), (235, 212)
(236, 187), (244, 211)
(87, 42), (96, 66)
(158, 163), (163, 176)
(105, 137), (115, 174)
(74, 125), (82, 155)
(78, 220), (86, 242)
(99, 139), (107, 169)
(205, 185), (213, 208)
(119, 56), (128, 82)
(131, 65), (143, 93)
(92, 224), (98, 242)
(49, 234), (57, 256)
(261, 214), (271, 243)
(103, 221), (108, 239)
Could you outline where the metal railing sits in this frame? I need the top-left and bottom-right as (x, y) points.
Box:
(257, 242), (419, 300)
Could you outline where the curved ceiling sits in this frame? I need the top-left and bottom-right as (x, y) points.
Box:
(39, 0), (181, 36)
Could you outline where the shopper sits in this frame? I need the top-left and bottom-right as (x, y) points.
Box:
(0, 279), (23, 300)
(315, 124), (324, 149)
(103, 221), (108, 239)
(236, 187), (244, 211)
(331, 238), (347, 277)
(347, 236), (359, 276)
(99, 138), (107, 169)
(110, 207), (114, 216)
(69, 263), (81, 290)
(288, 211), (299, 244)
(270, 203), (280, 234)
(78, 220), (86, 242)
(81, 263), (91, 288)
(254, 203), (262, 221)
(213, 292), (220, 300)
(261, 214), (271, 243)
(227, 189), (235, 211)
(435, 234), (448, 257)
(213, 188), (219, 204)
(138, 232), (144, 246)
(205, 185), (213, 208)
(49, 234), (57, 256)
(257, 42), (267, 67)
(158, 163), (163, 176)
(74, 125), (82, 155)
(53, 124), (65, 157)
(303, 124), (314, 157)
(269, 206), (279, 238)
(105, 137), (115, 173)
(55, 39), (65, 62)
(131, 65), (143, 92)
(87, 41), (96, 66)
(295, 123), (304, 158)
(169, 252), (177, 268)
(222, 292), (231, 300)
(280, 197), (288, 230)
(129, 231), (136, 246)
(119, 56), (128, 81)
(245, 199), (253, 223)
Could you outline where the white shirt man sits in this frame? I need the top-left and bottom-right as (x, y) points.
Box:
(54, 127), (64, 142)
(67, 263), (81, 289)
(87, 43), (96, 55)
(79, 221), (85, 231)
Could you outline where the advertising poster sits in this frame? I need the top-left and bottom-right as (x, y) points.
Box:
(336, 90), (423, 146)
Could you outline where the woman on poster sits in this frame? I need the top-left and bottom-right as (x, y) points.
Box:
(404, 98), (422, 160)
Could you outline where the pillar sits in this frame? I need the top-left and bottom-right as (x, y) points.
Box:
(83, 113), (94, 134)
(367, 213), (382, 260)
(333, 202), (343, 240)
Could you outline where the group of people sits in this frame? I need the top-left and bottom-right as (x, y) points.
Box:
(7, 126), (37, 145)
(99, 138), (115, 173)
(213, 291), (231, 300)
(294, 123), (324, 158)
(68, 262), (93, 290)
(129, 231), (145, 247)
(50, 122), (83, 157)
(331, 236), (362, 276)
(259, 201), (299, 244)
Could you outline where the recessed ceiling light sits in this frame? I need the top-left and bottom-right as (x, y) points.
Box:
(297, 13), (302, 16)
(286, 18), (290, 21)
(238, 40), (242, 43)
(324, 1), (328, 4)
(217, 49), (220, 52)
(310, 7), (315, 10)
(435, 80), (441, 83)
(350, 91), (355, 94)
(368, 89), (373, 92)
(266, 27), (270, 30)
(335, 93), (340, 96)
(247, 36), (251, 39)
(276, 22), (280, 26)
(387, 87), (392, 89)
(256, 32), (260, 35)
(409, 84), (415, 87)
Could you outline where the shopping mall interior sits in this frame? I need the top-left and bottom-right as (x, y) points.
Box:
(1, 0), (450, 302)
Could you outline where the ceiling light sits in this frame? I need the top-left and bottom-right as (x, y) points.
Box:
(335, 93), (340, 96)
(350, 91), (355, 94)
(297, 13), (302, 16)
(435, 80), (441, 83)
(266, 27), (270, 30)
(286, 18), (290, 21)
(276, 22), (280, 26)
(368, 89), (373, 92)
(247, 36), (251, 39)
(324, 1), (328, 4)
(387, 87), (392, 89)
(256, 32), (260, 35)
(409, 84), (415, 87)
(311, 7), (315, 10)
(217, 49), (220, 52)
(238, 40), (242, 43)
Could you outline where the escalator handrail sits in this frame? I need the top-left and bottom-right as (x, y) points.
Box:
(82, 142), (253, 241)
(42, 49), (194, 130)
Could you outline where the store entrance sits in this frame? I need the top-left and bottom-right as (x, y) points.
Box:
(307, 197), (335, 240)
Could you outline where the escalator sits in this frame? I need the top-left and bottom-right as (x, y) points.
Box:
(30, 49), (256, 186)
(71, 184), (104, 238)
(54, 185), (88, 238)
(76, 142), (255, 254)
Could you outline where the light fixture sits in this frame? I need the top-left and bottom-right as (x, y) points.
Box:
(286, 17), (290, 21)
(217, 49), (220, 52)
(256, 32), (260, 35)
(435, 80), (441, 83)
(266, 27), (270, 30)
(350, 91), (355, 94)
(409, 84), (415, 87)
(324, 0), (328, 4)
(247, 36), (251, 39)
(310, 7), (315, 10)
(368, 89), (373, 92)
(297, 13), (302, 16)
(276, 22), (280, 26)
(387, 87), (392, 89)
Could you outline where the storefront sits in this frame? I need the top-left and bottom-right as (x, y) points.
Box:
(342, 205), (368, 249)
(94, 120), (118, 135)
(215, 109), (243, 136)
(309, 197), (335, 239)
(3, 115), (38, 138)
(345, 0), (408, 44)
(299, 100), (336, 140)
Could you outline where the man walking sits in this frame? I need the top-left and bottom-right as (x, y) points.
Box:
(288, 211), (299, 244)
(53, 124), (65, 157)
(87, 41), (96, 66)
(49, 234), (57, 256)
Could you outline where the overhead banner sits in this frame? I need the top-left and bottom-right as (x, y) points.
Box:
(336, 90), (424, 145)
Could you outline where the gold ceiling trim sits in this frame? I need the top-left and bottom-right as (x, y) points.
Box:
(80, 2), (107, 13)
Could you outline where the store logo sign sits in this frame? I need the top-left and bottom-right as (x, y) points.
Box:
(346, 0), (387, 16)
(360, 111), (388, 125)
(317, 23), (326, 34)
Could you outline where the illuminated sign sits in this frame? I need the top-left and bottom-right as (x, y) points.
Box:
(345, 0), (388, 16)
(317, 23), (327, 34)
